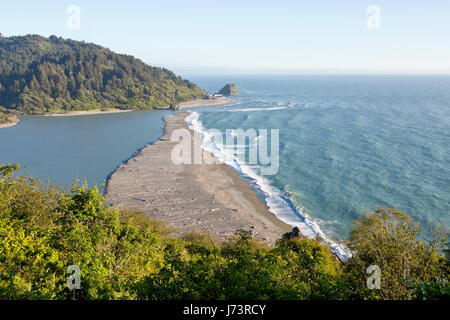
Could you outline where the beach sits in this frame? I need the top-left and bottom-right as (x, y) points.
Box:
(0, 121), (19, 129)
(45, 109), (132, 117)
(105, 112), (291, 244)
(0, 116), (19, 129)
(1, 109), (133, 128)
(174, 97), (235, 109)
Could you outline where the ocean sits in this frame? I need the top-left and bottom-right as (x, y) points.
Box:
(185, 75), (450, 255)
(0, 75), (448, 255)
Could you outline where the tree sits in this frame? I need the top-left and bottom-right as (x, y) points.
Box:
(0, 35), (208, 115)
(1, 164), (448, 300)
(344, 207), (448, 300)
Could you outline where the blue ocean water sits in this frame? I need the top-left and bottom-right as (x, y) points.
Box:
(186, 75), (450, 244)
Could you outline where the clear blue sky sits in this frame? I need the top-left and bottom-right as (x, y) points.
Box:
(1, 0), (449, 74)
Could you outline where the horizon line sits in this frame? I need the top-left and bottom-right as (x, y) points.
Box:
(178, 72), (450, 76)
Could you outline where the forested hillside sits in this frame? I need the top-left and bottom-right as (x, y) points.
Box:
(0, 34), (208, 120)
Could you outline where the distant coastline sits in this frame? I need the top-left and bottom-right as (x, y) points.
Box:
(1, 109), (133, 129)
(44, 109), (132, 117)
(0, 97), (235, 129)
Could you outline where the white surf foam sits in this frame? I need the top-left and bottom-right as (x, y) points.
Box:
(185, 111), (352, 261)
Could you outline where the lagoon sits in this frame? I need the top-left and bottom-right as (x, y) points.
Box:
(0, 110), (172, 189)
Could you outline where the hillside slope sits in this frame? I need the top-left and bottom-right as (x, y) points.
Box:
(0, 35), (208, 120)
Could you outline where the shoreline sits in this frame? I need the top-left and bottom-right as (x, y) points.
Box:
(0, 116), (19, 129)
(174, 97), (235, 109)
(1, 109), (133, 128)
(0, 97), (233, 128)
(186, 111), (352, 261)
(104, 112), (291, 244)
(44, 109), (132, 117)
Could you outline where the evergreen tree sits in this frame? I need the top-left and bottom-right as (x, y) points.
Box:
(0, 34), (208, 119)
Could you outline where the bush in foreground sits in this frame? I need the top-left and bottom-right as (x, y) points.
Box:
(0, 164), (448, 300)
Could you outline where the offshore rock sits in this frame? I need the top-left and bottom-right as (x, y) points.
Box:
(218, 83), (238, 96)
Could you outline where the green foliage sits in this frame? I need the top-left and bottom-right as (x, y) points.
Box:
(412, 281), (450, 300)
(0, 164), (170, 299)
(0, 218), (63, 299)
(0, 163), (20, 176)
(344, 207), (448, 300)
(0, 107), (18, 124)
(271, 237), (343, 299)
(0, 35), (208, 117)
(133, 230), (344, 300)
(0, 165), (448, 300)
(445, 241), (450, 263)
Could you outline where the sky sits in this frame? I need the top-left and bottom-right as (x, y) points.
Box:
(1, 0), (450, 75)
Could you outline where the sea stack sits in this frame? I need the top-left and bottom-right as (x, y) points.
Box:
(218, 83), (238, 96)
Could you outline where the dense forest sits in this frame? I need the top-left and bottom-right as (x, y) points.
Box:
(1, 163), (449, 300)
(0, 106), (17, 124)
(0, 34), (208, 122)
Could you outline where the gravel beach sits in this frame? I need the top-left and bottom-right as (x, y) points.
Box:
(104, 112), (291, 244)
(174, 97), (235, 109)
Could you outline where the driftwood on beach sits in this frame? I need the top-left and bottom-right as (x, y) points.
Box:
(104, 112), (291, 244)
